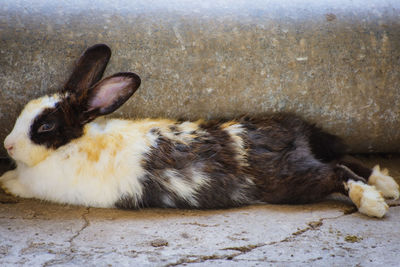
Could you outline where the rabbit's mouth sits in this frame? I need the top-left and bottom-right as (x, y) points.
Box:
(4, 146), (15, 161)
(6, 149), (13, 157)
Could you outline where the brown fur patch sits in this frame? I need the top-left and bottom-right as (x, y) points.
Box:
(77, 130), (123, 162)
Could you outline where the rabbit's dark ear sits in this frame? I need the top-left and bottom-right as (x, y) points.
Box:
(83, 72), (141, 120)
(63, 44), (111, 94)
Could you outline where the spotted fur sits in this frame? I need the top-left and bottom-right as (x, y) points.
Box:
(1, 44), (399, 218)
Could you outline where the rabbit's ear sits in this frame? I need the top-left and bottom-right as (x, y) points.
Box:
(84, 72), (141, 120)
(63, 44), (111, 94)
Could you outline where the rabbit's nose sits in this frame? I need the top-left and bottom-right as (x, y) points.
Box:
(4, 139), (15, 155)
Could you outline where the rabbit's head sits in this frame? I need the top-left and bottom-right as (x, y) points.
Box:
(4, 44), (141, 166)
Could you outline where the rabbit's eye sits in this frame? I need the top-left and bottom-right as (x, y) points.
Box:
(38, 122), (55, 133)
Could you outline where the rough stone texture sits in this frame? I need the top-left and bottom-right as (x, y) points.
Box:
(0, 156), (400, 266)
(1, 0), (400, 157)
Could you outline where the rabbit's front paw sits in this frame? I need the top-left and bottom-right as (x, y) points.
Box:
(368, 165), (399, 200)
(0, 171), (31, 198)
(347, 180), (388, 218)
(1, 170), (17, 195)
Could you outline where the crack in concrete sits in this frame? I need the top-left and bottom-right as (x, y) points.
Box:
(222, 243), (265, 253)
(164, 253), (241, 267)
(164, 213), (351, 266)
(42, 255), (75, 267)
(68, 207), (90, 244)
(41, 208), (91, 267)
(166, 208), (376, 266)
(162, 234), (287, 265)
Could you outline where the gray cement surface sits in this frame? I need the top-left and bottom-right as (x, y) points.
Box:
(0, 155), (399, 266)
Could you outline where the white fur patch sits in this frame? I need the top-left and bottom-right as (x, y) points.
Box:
(221, 122), (248, 167)
(347, 180), (388, 218)
(368, 165), (399, 200)
(160, 168), (208, 207)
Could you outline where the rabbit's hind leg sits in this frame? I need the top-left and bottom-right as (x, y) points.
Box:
(335, 164), (388, 218)
(338, 160), (399, 200)
(368, 165), (399, 200)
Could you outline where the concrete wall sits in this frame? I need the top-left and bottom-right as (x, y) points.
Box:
(1, 0), (400, 157)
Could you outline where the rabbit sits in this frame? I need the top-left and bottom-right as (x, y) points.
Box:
(0, 44), (398, 218)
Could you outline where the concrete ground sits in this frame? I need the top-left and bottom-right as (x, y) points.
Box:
(0, 155), (399, 266)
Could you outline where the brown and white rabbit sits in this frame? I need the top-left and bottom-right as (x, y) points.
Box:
(1, 44), (398, 217)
